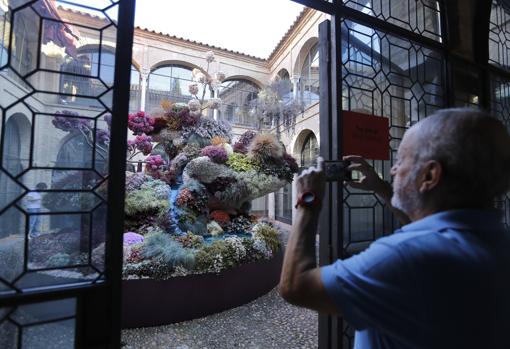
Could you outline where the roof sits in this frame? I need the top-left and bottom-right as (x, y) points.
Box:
(56, 5), (311, 62)
(134, 26), (267, 61)
(267, 8), (311, 61)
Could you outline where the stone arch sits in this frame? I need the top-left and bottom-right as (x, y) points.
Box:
(292, 36), (319, 75)
(223, 75), (264, 89)
(149, 60), (209, 78)
(292, 129), (318, 167)
(0, 113), (31, 237)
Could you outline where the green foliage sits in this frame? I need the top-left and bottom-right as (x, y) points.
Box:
(174, 232), (205, 249)
(47, 253), (72, 268)
(139, 178), (170, 200)
(141, 232), (196, 269)
(252, 223), (281, 254)
(124, 188), (169, 217)
(226, 153), (257, 172)
(122, 260), (175, 280)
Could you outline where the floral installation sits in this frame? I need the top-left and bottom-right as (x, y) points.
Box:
(42, 51), (298, 280)
(249, 78), (304, 138)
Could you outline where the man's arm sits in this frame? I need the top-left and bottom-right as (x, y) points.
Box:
(279, 157), (340, 315)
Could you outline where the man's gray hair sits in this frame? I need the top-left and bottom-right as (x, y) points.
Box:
(411, 108), (510, 207)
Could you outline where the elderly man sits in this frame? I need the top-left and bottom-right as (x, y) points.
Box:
(279, 108), (510, 349)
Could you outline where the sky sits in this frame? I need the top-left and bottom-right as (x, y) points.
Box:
(133, 0), (305, 59)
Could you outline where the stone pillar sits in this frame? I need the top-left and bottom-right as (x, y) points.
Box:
(268, 192), (276, 220)
(291, 174), (298, 224)
(140, 68), (149, 112)
(292, 75), (300, 100)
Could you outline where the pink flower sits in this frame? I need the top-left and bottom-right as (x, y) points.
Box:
(128, 111), (155, 135)
(188, 83), (199, 95)
(128, 135), (153, 155)
(201, 145), (228, 164)
(145, 155), (166, 171)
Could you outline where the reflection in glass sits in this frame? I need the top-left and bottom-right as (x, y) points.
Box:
(146, 65), (210, 113)
(299, 43), (320, 107)
(341, 18), (444, 242)
(1, 299), (76, 349)
(218, 79), (260, 127)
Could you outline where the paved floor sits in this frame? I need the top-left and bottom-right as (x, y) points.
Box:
(121, 288), (318, 349)
(122, 224), (319, 349)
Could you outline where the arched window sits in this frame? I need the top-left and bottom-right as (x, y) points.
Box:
(300, 132), (319, 168)
(60, 47), (116, 103)
(146, 65), (210, 113)
(299, 43), (320, 107)
(277, 68), (290, 81)
(0, 116), (23, 237)
(218, 79), (260, 127)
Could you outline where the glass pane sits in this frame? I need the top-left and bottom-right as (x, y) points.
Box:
(341, 18), (445, 242)
(0, 0), (118, 293)
(146, 65), (210, 113)
(489, 0), (510, 70)
(218, 79), (260, 127)
(343, 0), (443, 42)
(0, 298), (76, 349)
(490, 74), (510, 228)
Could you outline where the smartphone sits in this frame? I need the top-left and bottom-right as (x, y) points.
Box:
(324, 160), (352, 182)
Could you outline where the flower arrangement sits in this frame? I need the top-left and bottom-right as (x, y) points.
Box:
(200, 145), (228, 164)
(42, 50), (297, 281)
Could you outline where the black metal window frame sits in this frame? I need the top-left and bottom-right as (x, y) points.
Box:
(0, 1), (136, 348)
(289, 1), (510, 349)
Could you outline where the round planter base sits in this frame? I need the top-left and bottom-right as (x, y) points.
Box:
(121, 249), (283, 328)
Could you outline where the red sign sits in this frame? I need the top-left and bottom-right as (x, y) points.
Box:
(342, 111), (389, 160)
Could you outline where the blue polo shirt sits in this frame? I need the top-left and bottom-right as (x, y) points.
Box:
(321, 210), (510, 349)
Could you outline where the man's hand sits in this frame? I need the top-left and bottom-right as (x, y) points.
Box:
(296, 157), (326, 205)
(344, 155), (410, 225)
(343, 155), (391, 199)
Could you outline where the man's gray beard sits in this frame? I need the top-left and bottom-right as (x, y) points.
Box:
(391, 184), (421, 219)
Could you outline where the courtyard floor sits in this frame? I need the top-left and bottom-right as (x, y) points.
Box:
(121, 287), (318, 349)
(121, 225), (319, 349)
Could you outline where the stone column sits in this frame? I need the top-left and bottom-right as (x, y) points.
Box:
(292, 75), (300, 100)
(140, 68), (150, 112)
(268, 192), (276, 220)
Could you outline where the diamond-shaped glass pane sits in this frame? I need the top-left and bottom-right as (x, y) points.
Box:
(0, 170), (25, 212)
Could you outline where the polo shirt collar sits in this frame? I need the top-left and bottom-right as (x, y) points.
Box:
(400, 209), (505, 233)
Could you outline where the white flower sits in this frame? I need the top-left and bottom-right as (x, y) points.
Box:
(194, 72), (207, 84)
(190, 110), (202, 118)
(207, 98), (222, 110)
(253, 237), (272, 259)
(222, 143), (233, 155)
(209, 79), (220, 92)
(188, 83), (199, 95)
(214, 72), (226, 83)
(188, 99), (201, 111)
(205, 50), (215, 63)
(192, 68), (202, 77)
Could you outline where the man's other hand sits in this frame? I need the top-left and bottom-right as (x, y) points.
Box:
(296, 157), (326, 204)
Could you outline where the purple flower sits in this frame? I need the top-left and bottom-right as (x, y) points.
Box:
(128, 111), (155, 135)
(201, 145), (228, 164)
(123, 232), (144, 246)
(128, 135), (153, 155)
(96, 129), (110, 144)
(179, 108), (199, 127)
(145, 154), (166, 171)
(52, 111), (92, 133)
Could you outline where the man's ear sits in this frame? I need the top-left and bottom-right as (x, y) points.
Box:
(418, 160), (442, 194)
